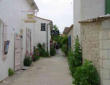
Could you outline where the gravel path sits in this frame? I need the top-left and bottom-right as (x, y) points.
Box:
(0, 50), (72, 85)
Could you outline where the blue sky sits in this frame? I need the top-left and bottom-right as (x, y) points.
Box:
(35, 0), (73, 33)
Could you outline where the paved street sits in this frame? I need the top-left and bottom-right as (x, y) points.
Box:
(0, 50), (72, 85)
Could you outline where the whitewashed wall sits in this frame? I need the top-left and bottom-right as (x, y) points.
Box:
(0, 0), (36, 81)
(74, 0), (105, 40)
(34, 17), (51, 53)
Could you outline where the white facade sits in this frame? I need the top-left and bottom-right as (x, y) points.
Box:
(74, 0), (110, 85)
(33, 17), (52, 54)
(0, 0), (38, 81)
(74, 0), (105, 39)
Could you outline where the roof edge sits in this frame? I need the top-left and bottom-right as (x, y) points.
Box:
(36, 16), (52, 22)
(79, 14), (110, 23)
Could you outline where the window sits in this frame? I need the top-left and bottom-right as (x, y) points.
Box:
(41, 23), (46, 31)
(105, 0), (110, 14)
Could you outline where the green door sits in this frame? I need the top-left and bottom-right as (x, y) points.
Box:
(105, 0), (110, 14)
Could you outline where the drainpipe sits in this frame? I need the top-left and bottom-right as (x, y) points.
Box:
(46, 24), (48, 53)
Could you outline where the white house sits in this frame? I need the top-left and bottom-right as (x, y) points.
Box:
(33, 17), (53, 54)
(74, 0), (110, 85)
(0, 0), (38, 81)
(74, 0), (105, 39)
(63, 25), (74, 50)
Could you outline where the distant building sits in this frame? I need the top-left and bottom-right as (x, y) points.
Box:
(33, 17), (53, 54)
(63, 24), (74, 50)
(74, 0), (106, 39)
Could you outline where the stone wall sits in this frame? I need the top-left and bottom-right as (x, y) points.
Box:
(99, 19), (110, 85)
(80, 18), (110, 85)
(81, 22), (101, 70)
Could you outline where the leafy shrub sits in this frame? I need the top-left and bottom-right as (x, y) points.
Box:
(32, 47), (40, 61)
(68, 50), (76, 76)
(73, 36), (82, 66)
(32, 55), (40, 62)
(43, 51), (49, 57)
(61, 44), (68, 55)
(38, 48), (49, 57)
(37, 43), (49, 57)
(60, 36), (68, 55)
(37, 43), (42, 49)
(8, 68), (14, 76)
(73, 60), (100, 85)
(60, 35), (68, 45)
(68, 36), (82, 76)
(50, 47), (56, 56)
(24, 56), (32, 66)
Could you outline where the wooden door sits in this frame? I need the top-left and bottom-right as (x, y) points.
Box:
(14, 34), (22, 71)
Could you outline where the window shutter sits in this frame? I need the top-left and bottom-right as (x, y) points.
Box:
(105, 0), (110, 14)
(41, 23), (46, 31)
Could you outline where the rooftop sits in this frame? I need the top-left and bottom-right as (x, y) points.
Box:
(63, 24), (73, 35)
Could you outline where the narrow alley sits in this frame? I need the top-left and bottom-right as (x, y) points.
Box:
(1, 50), (72, 85)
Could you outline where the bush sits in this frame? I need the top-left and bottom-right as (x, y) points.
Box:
(32, 47), (40, 61)
(50, 47), (56, 56)
(68, 36), (82, 76)
(73, 60), (100, 85)
(60, 36), (68, 55)
(68, 50), (76, 76)
(73, 36), (82, 66)
(37, 43), (49, 57)
(43, 51), (49, 57)
(61, 44), (68, 55)
(32, 55), (40, 62)
(24, 56), (32, 66)
(8, 68), (14, 76)
(37, 43), (42, 49)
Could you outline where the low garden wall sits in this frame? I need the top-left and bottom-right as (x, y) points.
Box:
(80, 17), (110, 85)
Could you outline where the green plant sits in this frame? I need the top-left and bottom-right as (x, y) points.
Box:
(37, 43), (42, 48)
(32, 55), (40, 62)
(68, 50), (76, 76)
(60, 35), (68, 55)
(24, 56), (32, 66)
(73, 60), (100, 85)
(73, 36), (82, 66)
(68, 36), (82, 76)
(37, 43), (49, 57)
(32, 47), (40, 61)
(50, 47), (56, 56)
(61, 44), (68, 55)
(8, 68), (14, 76)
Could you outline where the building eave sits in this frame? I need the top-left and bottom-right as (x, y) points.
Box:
(79, 14), (110, 23)
(27, 0), (39, 11)
(63, 24), (74, 35)
(36, 17), (52, 22)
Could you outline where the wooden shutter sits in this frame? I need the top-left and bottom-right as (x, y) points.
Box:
(41, 23), (46, 31)
(105, 0), (110, 14)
